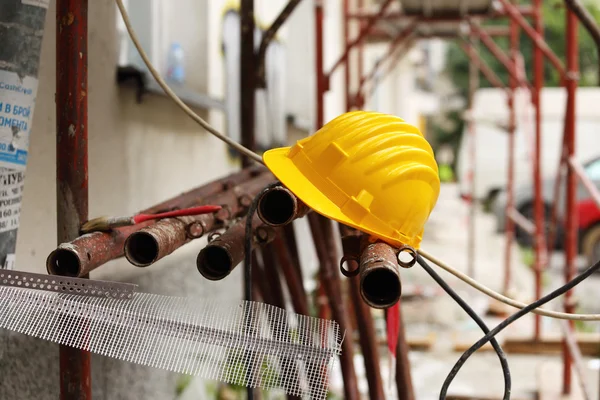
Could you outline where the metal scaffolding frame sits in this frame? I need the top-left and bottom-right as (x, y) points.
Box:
(316, 0), (598, 397)
(40, 0), (600, 398)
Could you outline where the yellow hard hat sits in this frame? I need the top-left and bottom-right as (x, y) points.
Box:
(263, 110), (440, 249)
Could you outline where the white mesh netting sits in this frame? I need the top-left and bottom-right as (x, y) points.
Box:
(0, 285), (342, 399)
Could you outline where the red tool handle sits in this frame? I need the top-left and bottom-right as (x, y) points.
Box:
(132, 205), (222, 224)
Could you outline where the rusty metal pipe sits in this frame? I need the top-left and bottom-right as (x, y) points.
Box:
(359, 242), (401, 309)
(197, 215), (277, 280)
(257, 185), (309, 226)
(124, 172), (274, 267)
(340, 229), (386, 400)
(272, 236), (309, 315)
(308, 214), (360, 400)
(256, 0), (302, 88)
(47, 167), (265, 276)
(56, 0), (91, 396)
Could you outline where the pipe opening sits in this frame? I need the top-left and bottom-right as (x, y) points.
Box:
(47, 249), (81, 277)
(361, 269), (400, 308)
(258, 188), (296, 226)
(197, 246), (233, 280)
(125, 232), (159, 267)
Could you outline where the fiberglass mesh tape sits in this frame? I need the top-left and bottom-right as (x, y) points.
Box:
(0, 285), (342, 399)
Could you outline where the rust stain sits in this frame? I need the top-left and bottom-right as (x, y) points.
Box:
(80, 90), (86, 100)
(66, 12), (74, 25)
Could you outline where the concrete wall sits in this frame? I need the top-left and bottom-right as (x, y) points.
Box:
(3, 1), (241, 399)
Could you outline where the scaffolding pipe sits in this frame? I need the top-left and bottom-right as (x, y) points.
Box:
(196, 213), (277, 280)
(56, 0), (91, 398)
(343, 0), (351, 110)
(341, 233), (386, 400)
(459, 40), (508, 91)
(503, 5), (519, 295)
(355, 23), (417, 102)
(272, 236), (310, 315)
(346, 6), (534, 20)
(124, 173), (274, 268)
(532, 0), (546, 340)
(327, 0), (394, 80)
(240, 0), (256, 168)
(469, 21), (530, 89)
(256, 0), (302, 88)
(257, 185), (309, 226)
(564, 0), (600, 85)
(562, 7), (579, 394)
(308, 213), (360, 400)
(466, 36), (480, 278)
(47, 167), (264, 276)
(498, 0), (567, 79)
(393, 298), (415, 400)
(357, 0), (365, 109)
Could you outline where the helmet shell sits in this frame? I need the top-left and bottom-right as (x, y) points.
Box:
(263, 110), (440, 248)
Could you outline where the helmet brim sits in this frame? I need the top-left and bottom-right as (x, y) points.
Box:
(263, 146), (407, 248)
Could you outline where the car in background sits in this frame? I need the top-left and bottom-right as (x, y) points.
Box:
(493, 156), (600, 261)
(457, 87), (600, 207)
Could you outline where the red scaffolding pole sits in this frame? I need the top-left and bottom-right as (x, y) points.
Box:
(532, 0), (546, 341)
(562, 6), (579, 395)
(56, 0), (92, 398)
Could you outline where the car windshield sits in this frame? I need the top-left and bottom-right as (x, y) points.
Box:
(585, 158), (600, 181)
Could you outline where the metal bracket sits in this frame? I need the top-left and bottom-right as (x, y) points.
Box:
(0, 270), (137, 299)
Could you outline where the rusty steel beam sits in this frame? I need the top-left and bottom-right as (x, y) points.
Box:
(46, 167), (265, 276)
(124, 172), (274, 268)
(340, 230), (385, 400)
(498, 0), (567, 80)
(196, 213), (277, 280)
(308, 214), (360, 400)
(56, 0), (91, 398)
(256, 0), (302, 88)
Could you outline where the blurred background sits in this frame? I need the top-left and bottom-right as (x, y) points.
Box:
(1, 0), (600, 399)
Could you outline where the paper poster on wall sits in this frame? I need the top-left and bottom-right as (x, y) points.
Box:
(0, 169), (24, 234)
(0, 70), (38, 170)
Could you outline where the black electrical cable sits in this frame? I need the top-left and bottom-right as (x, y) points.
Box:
(417, 255), (511, 400)
(243, 181), (282, 400)
(442, 257), (600, 397)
